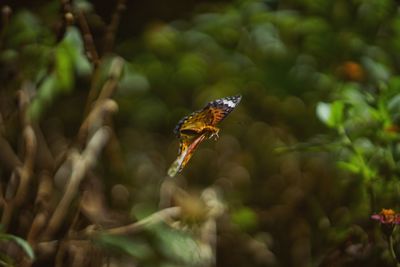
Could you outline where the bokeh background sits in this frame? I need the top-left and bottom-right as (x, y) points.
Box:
(1, 0), (400, 266)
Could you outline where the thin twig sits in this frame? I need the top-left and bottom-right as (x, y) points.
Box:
(77, 99), (118, 145)
(83, 57), (123, 120)
(31, 124), (55, 171)
(97, 207), (181, 236)
(0, 5), (12, 49)
(75, 9), (100, 68)
(0, 135), (22, 172)
(76, 9), (100, 66)
(1, 89), (37, 230)
(96, 57), (124, 101)
(27, 171), (53, 245)
(43, 127), (111, 239)
(36, 207), (181, 249)
(103, 0), (126, 54)
(14, 126), (37, 205)
(1, 125), (37, 229)
(389, 235), (400, 267)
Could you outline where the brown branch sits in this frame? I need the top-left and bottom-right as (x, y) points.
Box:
(79, 207), (182, 237)
(12, 88), (37, 205)
(27, 171), (53, 245)
(1, 124), (37, 230)
(76, 9), (100, 66)
(35, 240), (58, 258)
(97, 57), (124, 101)
(55, 240), (68, 267)
(0, 5), (12, 49)
(1, 5), (12, 30)
(14, 126), (37, 205)
(32, 124), (55, 172)
(34, 207), (181, 259)
(0, 88), (33, 173)
(84, 56), (124, 116)
(77, 99), (118, 145)
(27, 212), (47, 245)
(104, 127), (126, 177)
(83, 68), (102, 117)
(36, 188), (222, 262)
(105, 207), (181, 235)
(0, 135), (22, 172)
(103, 0), (126, 54)
(16, 87), (30, 126)
(43, 127), (111, 239)
(35, 171), (53, 210)
(75, 0), (126, 116)
(1, 170), (18, 228)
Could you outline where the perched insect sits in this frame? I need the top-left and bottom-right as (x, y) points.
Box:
(168, 95), (242, 177)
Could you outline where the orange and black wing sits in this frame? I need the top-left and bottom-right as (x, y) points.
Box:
(174, 95), (242, 136)
(169, 95), (242, 176)
(173, 110), (205, 137)
(167, 133), (207, 177)
(204, 95), (242, 126)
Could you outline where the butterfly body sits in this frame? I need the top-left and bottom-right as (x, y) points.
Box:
(168, 95), (241, 177)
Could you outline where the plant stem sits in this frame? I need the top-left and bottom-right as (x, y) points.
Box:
(389, 235), (400, 267)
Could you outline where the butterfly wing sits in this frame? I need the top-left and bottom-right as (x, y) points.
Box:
(174, 95), (242, 137)
(205, 95), (242, 126)
(169, 95), (242, 176)
(167, 133), (207, 177)
(173, 110), (203, 137)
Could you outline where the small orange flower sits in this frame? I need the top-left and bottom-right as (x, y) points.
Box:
(371, 209), (400, 224)
(338, 61), (365, 81)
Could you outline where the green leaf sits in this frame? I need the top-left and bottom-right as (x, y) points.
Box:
(153, 224), (210, 265)
(0, 234), (35, 260)
(316, 102), (331, 126)
(37, 74), (58, 102)
(28, 99), (45, 121)
(74, 54), (92, 76)
(341, 83), (365, 105)
(96, 234), (153, 260)
(316, 101), (344, 128)
(6, 11), (42, 46)
(55, 43), (74, 92)
(63, 27), (92, 76)
(388, 94), (400, 115)
(337, 161), (360, 174)
(362, 56), (390, 82)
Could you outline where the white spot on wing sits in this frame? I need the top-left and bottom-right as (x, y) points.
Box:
(221, 99), (237, 108)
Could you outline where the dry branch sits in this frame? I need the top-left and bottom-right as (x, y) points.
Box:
(103, 207), (182, 236)
(76, 10), (99, 66)
(1, 120), (37, 230)
(43, 127), (112, 239)
(103, 0), (126, 54)
(0, 135), (22, 171)
(96, 57), (124, 101)
(78, 99), (118, 145)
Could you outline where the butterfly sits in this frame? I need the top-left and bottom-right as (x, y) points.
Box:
(167, 95), (242, 177)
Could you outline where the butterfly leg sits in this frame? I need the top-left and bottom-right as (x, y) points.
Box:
(204, 126), (220, 140)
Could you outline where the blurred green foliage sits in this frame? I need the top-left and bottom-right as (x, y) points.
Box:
(2, 0), (400, 266)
